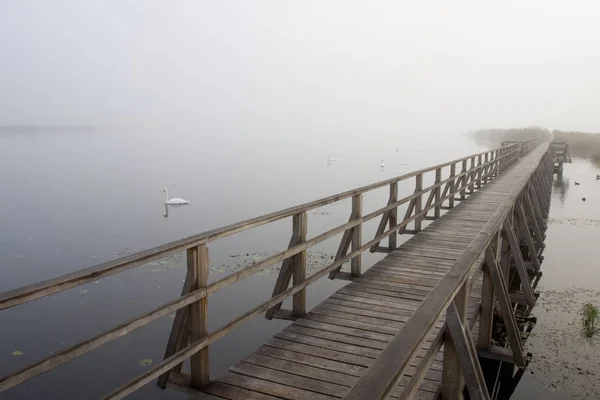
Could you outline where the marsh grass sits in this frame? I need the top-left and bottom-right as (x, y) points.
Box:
(580, 302), (600, 339)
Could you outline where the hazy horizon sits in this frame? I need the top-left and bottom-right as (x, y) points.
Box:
(2, 1), (600, 137)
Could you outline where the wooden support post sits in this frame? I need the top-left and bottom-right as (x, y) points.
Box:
(503, 219), (535, 306)
(435, 168), (442, 218)
(157, 266), (195, 388)
(483, 153), (489, 184)
(476, 155), (482, 189)
(189, 244), (210, 388)
(449, 164), (456, 208)
(415, 174), (423, 232)
(528, 184), (545, 227)
(446, 300), (491, 400)
(469, 157), (476, 194)
(292, 212), (307, 317)
(351, 194), (363, 277)
(267, 231), (300, 318)
(398, 197), (416, 235)
(442, 283), (469, 399)
(389, 182), (398, 250)
(517, 200), (540, 271)
(478, 235), (497, 350)
(484, 247), (526, 366)
(460, 160), (467, 200)
(524, 192), (544, 246)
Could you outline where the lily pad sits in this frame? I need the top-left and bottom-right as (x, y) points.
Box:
(139, 358), (153, 367)
(12, 350), (23, 356)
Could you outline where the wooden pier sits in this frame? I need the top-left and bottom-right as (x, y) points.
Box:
(0, 137), (553, 400)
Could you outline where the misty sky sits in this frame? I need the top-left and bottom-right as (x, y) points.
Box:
(1, 1), (600, 134)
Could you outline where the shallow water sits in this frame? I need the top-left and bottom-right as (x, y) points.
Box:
(509, 158), (600, 399)
(0, 129), (485, 399)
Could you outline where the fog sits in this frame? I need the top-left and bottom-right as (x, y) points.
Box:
(2, 1), (600, 135)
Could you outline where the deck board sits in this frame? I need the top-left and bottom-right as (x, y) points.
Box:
(192, 145), (547, 400)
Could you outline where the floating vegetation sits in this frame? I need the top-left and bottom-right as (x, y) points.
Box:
(139, 358), (153, 367)
(581, 302), (600, 339)
(12, 350), (23, 356)
(79, 289), (88, 295)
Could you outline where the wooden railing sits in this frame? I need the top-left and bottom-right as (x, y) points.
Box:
(0, 136), (546, 399)
(343, 139), (552, 400)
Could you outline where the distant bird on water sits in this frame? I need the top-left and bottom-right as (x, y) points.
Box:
(380, 160), (386, 168)
(575, 182), (580, 185)
(582, 197), (587, 202)
(596, 174), (600, 180)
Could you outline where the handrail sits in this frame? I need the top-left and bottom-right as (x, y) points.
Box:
(0, 142), (526, 311)
(0, 137), (547, 398)
(343, 140), (549, 400)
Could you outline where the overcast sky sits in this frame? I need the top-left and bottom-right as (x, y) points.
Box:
(1, 1), (599, 134)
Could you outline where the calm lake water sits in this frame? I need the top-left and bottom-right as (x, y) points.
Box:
(0, 128), (487, 399)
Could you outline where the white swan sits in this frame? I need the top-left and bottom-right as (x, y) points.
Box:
(162, 189), (188, 205)
(327, 156), (336, 162)
(380, 160), (386, 168)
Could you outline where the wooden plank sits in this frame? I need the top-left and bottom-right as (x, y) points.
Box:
(190, 244), (210, 388)
(293, 213), (308, 317)
(449, 163), (456, 208)
(401, 328), (444, 399)
(168, 374), (280, 400)
(216, 373), (337, 400)
(477, 346), (514, 363)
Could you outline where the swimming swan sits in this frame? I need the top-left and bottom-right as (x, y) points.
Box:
(163, 189), (188, 205)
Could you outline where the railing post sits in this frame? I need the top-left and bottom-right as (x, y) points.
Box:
(460, 160), (467, 200)
(189, 244), (210, 388)
(449, 164), (456, 208)
(442, 282), (470, 399)
(292, 212), (308, 317)
(351, 194), (363, 277)
(483, 153), (489, 184)
(434, 168), (441, 218)
(469, 157), (475, 194)
(476, 155), (482, 189)
(389, 182), (398, 250)
(415, 174), (423, 231)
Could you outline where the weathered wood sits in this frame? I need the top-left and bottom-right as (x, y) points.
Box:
(441, 283), (469, 399)
(460, 160), (468, 200)
(449, 164), (457, 208)
(293, 213), (308, 317)
(157, 262), (196, 388)
(350, 195), (362, 276)
(434, 168), (442, 218)
(445, 302), (490, 400)
(502, 219), (535, 306)
(189, 245), (210, 388)
(477, 252), (495, 350)
(524, 192), (544, 245)
(477, 346), (514, 363)
(389, 182), (398, 250)
(267, 231), (300, 319)
(415, 174), (423, 232)
(483, 247), (526, 366)
(516, 200), (540, 271)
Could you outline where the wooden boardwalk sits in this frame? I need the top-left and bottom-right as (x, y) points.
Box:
(181, 145), (550, 400)
(0, 139), (552, 400)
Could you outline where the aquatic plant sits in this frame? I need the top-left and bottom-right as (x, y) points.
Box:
(580, 302), (599, 338)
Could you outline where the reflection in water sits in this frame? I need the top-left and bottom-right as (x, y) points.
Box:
(552, 176), (570, 207)
(163, 204), (168, 218)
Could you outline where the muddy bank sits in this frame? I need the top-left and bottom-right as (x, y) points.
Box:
(526, 287), (600, 398)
